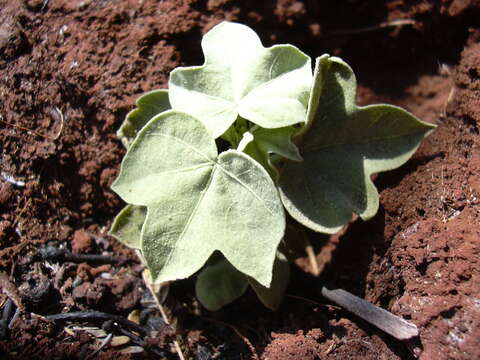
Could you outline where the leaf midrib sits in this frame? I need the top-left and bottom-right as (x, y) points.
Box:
(161, 166), (218, 272)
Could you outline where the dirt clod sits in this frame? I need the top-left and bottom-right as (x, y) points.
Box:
(72, 281), (109, 310)
(0, 183), (13, 205)
(71, 230), (93, 254)
(262, 331), (323, 360)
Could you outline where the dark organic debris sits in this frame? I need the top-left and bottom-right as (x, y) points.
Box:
(0, 273), (24, 311)
(44, 311), (176, 358)
(0, 298), (14, 339)
(40, 245), (125, 265)
(46, 311), (149, 336)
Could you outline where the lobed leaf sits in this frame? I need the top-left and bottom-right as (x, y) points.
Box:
(196, 251), (289, 311)
(109, 204), (146, 249)
(169, 22), (312, 138)
(112, 111), (285, 287)
(279, 55), (436, 234)
(117, 89), (171, 148)
(111, 91), (170, 249)
(195, 255), (249, 311)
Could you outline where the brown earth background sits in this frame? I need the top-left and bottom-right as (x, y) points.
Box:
(0, 0), (479, 359)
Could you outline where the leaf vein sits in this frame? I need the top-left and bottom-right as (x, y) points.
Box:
(149, 133), (216, 162)
(148, 163), (213, 176)
(218, 165), (275, 216)
(163, 166), (217, 269)
(245, 61), (305, 99)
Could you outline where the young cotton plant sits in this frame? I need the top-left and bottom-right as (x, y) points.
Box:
(110, 22), (435, 311)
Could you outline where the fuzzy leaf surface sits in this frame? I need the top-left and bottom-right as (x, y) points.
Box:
(117, 89), (171, 147)
(111, 111), (285, 286)
(279, 55), (436, 234)
(169, 21), (312, 138)
(109, 205), (146, 249)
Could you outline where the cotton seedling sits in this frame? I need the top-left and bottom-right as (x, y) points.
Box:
(110, 22), (435, 310)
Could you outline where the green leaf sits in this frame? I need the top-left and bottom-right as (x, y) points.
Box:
(111, 111), (285, 287)
(248, 251), (290, 310)
(244, 126), (302, 181)
(279, 55), (436, 234)
(195, 255), (249, 311)
(221, 116), (250, 148)
(109, 204), (146, 249)
(196, 251), (289, 311)
(117, 89), (171, 148)
(169, 21), (312, 138)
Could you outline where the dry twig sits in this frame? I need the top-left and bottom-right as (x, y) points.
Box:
(0, 117), (49, 140)
(322, 19), (416, 38)
(40, 246), (124, 264)
(321, 287), (418, 340)
(142, 270), (185, 360)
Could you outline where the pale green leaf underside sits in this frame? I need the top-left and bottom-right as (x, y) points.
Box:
(245, 126), (302, 181)
(112, 111), (285, 287)
(279, 55), (436, 234)
(195, 256), (249, 311)
(117, 89), (171, 148)
(109, 204), (146, 249)
(169, 21), (312, 138)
